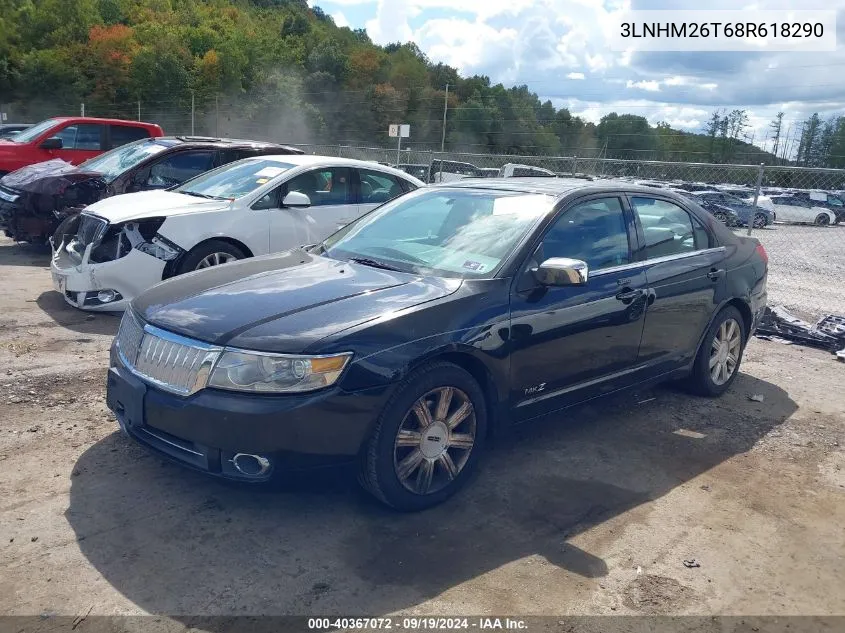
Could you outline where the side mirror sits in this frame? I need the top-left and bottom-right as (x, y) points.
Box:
(282, 191), (311, 208)
(40, 137), (63, 150)
(533, 258), (589, 286)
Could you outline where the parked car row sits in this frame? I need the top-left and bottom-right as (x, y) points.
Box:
(623, 177), (841, 227)
(1, 116), (770, 511)
(394, 160), (559, 183)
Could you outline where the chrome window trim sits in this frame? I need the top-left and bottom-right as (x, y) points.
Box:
(590, 246), (727, 278)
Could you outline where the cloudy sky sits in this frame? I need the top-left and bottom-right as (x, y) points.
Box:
(310, 0), (845, 156)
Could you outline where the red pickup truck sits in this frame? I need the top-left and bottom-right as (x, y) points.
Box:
(0, 117), (164, 176)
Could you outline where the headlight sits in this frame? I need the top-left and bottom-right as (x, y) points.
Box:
(208, 351), (352, 393)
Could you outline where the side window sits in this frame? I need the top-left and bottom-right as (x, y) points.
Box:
(148, 151), (215, 187)
(358, 168), (405, 204)
(828, 195), (843, 207)
(538, 197), (631, 271)
(285, 167), (351, 206)
(632, 197), (703, 259)
(53, 124), (104, 150)
(110, 125), (149, 148)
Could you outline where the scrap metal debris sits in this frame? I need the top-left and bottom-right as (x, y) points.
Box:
(755, 306), (845, 354)
(683, 559), (701, 568)
(748, 394), (765, 403)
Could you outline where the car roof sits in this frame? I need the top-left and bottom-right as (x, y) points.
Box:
(48, 116), (161, 128)
(244, 154), (426, 182)
(432, 177), (698, 199)
(151, 136), (301, 151)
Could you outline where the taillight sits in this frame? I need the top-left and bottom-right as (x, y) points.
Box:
(755, 243), (768, 267)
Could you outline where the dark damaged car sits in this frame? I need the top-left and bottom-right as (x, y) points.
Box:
(0, 136), (304, 242)
(107, 179), (769, 511)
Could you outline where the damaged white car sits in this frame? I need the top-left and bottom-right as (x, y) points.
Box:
(50, 155), (423, 310)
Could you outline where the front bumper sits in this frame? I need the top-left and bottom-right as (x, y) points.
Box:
(50, 246), (166, 311)
(106, 355), (390, 479)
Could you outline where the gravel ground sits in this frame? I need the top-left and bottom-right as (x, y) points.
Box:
(0, 236), (844, 627)
(739, 223), (845, 318)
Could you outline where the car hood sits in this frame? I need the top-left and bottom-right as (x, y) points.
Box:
(0, 158), (104, 194)
(134, 250), (462, 353)
(84, 189), (232, 223)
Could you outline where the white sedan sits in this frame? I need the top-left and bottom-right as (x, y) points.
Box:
(753, 193), (837, 226)
(50, 155), (424, 311)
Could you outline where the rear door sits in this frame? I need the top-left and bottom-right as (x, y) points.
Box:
(356, 168), (409, 216)
(629, 194), (725, 374)
(52, 122), (106, 164)
(108, 124), (151, 150)
(508, 194), (649, 421)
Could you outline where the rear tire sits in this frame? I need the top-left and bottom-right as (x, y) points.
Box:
(686, 306), (746, 397)
(714, 211), (728, 224)
(359, 362), (487, 511)
(176, 239), (246, 275)
(814, 213), (831, 226)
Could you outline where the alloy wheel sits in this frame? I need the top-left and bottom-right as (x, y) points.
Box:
(393, 386), (476, 495)
(753, 214), (766, 228)
(815, 214), (830, 226)
(714, 212), (727, 223)
(195, 252), (237, 269)
(709, 318), (742, 386)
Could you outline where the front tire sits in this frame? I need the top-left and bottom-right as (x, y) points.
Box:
(360, 362), (487, 511)
(687, 306), (746, 397)
(753, 213), (767, 228)
(177, 239), (246, 275)
(714, 211), (728, 224)
(814, 213), (831, 226)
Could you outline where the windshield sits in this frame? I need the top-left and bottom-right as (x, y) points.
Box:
(77, 139), (170, 182)
(175, 158), (295, 199)
(10, 118), (60, 143)
(321, 188), (554, 278)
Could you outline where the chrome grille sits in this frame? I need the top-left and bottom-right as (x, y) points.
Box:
(115, 310), (221, 395)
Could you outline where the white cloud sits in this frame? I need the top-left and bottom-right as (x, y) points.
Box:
(567, 72), (586, 80)
(627, 79), (660, 92)
(332, 11), (350, 27)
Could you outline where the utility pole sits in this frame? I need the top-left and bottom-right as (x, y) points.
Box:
(137, 100), (141, 121)
(215, 95), (219, 137)
(191, 91), (195, 136)
(80, 103), (85, 117)
(440, 84), (448, 152)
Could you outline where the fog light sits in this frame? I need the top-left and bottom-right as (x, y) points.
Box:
(97, 289), (117, 303)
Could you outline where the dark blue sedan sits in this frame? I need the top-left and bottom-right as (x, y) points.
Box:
(690, 190), (775, 228)
(106, 179), (769, 510)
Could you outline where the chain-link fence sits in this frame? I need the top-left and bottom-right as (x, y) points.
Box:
(295, 144), (845, 318)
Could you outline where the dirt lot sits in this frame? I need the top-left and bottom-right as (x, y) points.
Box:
(1, 236), (844, 625)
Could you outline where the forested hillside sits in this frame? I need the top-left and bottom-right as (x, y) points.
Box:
(0, 0), (803, 164)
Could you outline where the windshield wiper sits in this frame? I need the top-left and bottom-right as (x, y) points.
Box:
(180, 191), (219, 199)
(349, 257), (402, 272)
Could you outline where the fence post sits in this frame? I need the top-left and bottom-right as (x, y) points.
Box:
(570, 156), (577, 176)
(747, 163), (765, 236)
(428, 150), (434, 183)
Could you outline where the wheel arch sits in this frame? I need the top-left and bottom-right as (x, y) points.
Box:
(163, 236), (254, 280)
(405, 349), (503, 439)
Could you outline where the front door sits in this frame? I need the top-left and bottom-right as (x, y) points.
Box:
(268, 167), (355, 252)
(629, 195), (726, 374)
(509, 195), (649, 422)
(50, 122), (105, 164)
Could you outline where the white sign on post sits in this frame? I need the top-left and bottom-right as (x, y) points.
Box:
(1, 113), (6, 122)
(389, 123), (411, 164)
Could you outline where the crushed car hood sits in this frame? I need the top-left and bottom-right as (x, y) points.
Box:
(83, 189), (232, 223)
(0, 159), (105, 195)
(134, 250), (461, 353)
